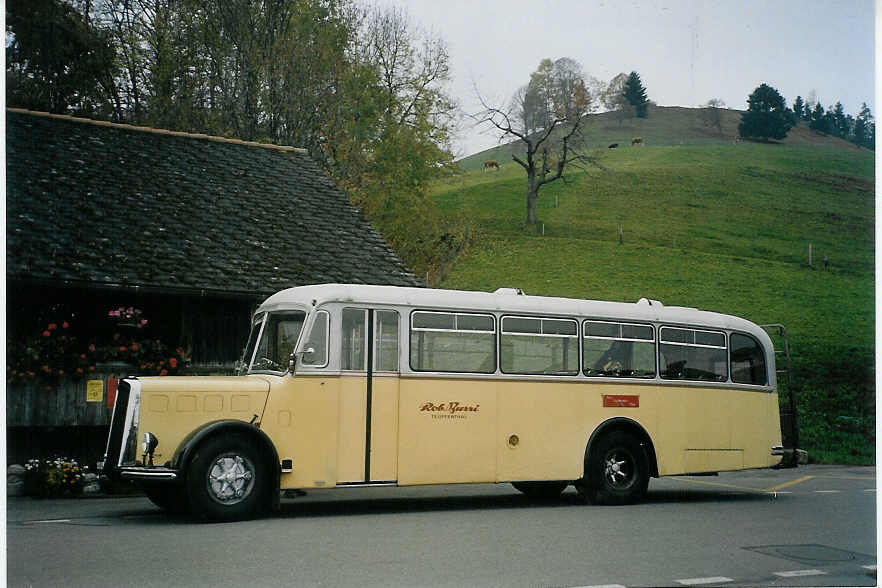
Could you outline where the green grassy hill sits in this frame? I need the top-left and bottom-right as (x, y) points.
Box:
(458, 106), (861, 171)
(433, 129), (874, 464)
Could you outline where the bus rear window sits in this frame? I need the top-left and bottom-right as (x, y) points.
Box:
(730, 333), (767, 385)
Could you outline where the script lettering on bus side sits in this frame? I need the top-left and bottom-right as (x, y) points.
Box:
(420, 401), (480, 419)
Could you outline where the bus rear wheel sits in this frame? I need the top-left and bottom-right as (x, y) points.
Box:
(578, 430), (648, 505)
(185, 434), (269, 521)
(511, 481), (568, 501)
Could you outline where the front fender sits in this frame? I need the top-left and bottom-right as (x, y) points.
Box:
(172, 420), (280, 475)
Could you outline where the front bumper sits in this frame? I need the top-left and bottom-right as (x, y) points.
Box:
(119, 466), (179, 482)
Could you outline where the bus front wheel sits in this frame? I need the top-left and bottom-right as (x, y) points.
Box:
(578, 430), (649, 505)
(185, 433), (269, 521)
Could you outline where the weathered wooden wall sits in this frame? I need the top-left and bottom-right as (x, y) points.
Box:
(6, 371), (120, 427)
(6, 363), (238, 428)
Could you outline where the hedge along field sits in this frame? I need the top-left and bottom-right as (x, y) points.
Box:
(434, 143), (874, 464)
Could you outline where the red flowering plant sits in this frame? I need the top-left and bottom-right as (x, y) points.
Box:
(7, 306), (190, 388)
(88, 306), (190, 376)
(7, 318), (90, 389)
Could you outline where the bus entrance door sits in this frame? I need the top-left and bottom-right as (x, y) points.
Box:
(337, 308), (400, 484)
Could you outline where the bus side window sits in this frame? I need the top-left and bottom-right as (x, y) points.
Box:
(659, 327), (727, 382)
(342, 308), (367, 371)
(375, 310), (399, 372)
(583, 321), (655, 378)
(500, 316), (579, 375)
(410, 311), (496, 373)
(301, 310), (329, 367)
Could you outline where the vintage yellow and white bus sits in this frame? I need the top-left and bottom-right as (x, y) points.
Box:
(100, 284), (783, 520)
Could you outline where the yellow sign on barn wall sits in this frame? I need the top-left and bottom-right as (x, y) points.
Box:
(86, 380), (104, 403)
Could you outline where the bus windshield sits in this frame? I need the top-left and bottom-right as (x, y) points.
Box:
(243, 311), (306, 373)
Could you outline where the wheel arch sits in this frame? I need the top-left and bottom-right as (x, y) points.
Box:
(585, 417), (659, 478)
(173, 420), (281, 509)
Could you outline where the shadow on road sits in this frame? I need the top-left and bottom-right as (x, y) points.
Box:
(268, 486), (771, 520)
(8, 481), (777, 526)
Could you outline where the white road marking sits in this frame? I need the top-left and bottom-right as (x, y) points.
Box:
(862, 564), (877, 571)
(572, 585), (627, 588)
(813, 490), (841, 493)
(26, 519), (72, 524)
(675, 577), (733, 585)
(773, 569), (827, 578)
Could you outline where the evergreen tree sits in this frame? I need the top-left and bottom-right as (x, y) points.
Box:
(738, 83), (793, 141)
(845, 114), (856, 140)
(622, 71), (649, 118)
(831, 102), (848, 138)
(792, 96), (805, 121)
(809, 102), (831, 134)
(853, 102), (874, 149)
(803, 104), (814, 121)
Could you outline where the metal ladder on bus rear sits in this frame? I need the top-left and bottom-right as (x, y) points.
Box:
(761, 324), (800, 468)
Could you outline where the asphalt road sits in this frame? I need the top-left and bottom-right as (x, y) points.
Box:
(6, 464), (877, 587)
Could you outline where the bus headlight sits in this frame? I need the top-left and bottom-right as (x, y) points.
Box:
(141, 432), (159, 466)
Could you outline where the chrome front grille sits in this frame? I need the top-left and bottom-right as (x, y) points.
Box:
(119, 380), (142, 466)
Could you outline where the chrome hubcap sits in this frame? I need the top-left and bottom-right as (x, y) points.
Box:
(604, 450), (634, 489)
(207, 455), (255, 505)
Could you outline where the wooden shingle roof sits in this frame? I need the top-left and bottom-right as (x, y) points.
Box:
(6, 109), (422, 296)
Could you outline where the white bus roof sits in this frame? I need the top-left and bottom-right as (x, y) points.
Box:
(257, 284), (769, 340)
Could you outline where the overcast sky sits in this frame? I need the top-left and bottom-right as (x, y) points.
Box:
(380, 0), (876, 158)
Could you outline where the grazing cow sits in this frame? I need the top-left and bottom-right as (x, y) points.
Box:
(483, 160), (500, 171)
(734, 136), (743, 144)
(630, 137), (643, 146)
(608, 143), (619, 149)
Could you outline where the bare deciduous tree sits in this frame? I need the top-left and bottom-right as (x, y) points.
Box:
(700, 98), (726, 134)
(474, 57), (598, 227)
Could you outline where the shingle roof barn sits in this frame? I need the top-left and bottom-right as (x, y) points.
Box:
(6, 109), (421, 295)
